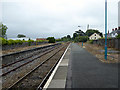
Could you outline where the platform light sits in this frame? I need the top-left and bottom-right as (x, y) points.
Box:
(105, 0), (107, 60)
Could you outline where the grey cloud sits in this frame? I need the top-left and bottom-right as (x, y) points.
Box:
(2, 0), (119, 38)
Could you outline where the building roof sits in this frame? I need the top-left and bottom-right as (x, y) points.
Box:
(109, 30), (120, 35)
(89, 33), (101, 37)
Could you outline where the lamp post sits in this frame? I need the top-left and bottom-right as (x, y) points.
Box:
(105, 0), (107, 60)
(78, 26), (83, 47)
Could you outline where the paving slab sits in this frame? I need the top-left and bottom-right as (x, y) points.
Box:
(48, 80), (66, 88)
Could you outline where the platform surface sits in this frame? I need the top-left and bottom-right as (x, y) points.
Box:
(46, 43), (118, 89)
(66, 43), (118, 88)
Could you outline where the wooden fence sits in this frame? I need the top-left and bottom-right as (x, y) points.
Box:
(92, 38), (120, 50)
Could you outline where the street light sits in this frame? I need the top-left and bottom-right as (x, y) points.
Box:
(105, 0), (107, 60)
(78, 26), (83, 47)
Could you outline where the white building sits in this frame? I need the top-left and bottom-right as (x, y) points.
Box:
(89, 33), (101, 40)
(108, 28), (120, 38)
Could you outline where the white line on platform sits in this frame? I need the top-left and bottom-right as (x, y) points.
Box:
(43, 43), (71, 89)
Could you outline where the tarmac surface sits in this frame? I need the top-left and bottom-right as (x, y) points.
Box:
(66, 43), (118, 88)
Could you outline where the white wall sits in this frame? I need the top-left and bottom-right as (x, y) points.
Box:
(89, 33), (101, 40)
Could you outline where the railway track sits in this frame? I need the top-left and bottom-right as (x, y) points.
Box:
(1, 44), (61, 76)
(1, 43), (61, 67)
(4, 43), (69, 90)
(2, 46), (54, 68)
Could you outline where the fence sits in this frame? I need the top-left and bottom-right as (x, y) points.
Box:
(2, 41), (48, 50)
(92, 38), (120, 50)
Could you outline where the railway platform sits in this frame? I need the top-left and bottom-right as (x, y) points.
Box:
(44, 43), (118, 89)
(43, 44), (71, 89)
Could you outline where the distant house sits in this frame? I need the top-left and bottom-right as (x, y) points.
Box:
(89, 33), (101, 40)
(108, 27), (120, 38)
(36, 38), (46, 41)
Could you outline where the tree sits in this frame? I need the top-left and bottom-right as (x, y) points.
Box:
(67, 35), (71, 39)
(85, 29), (103, 37)
(17, 34), (26, 38)
(72, 29), (89, 42)
(47, 37), (56, 43)
(0, 23), (8, 38)
(74, 36), (88, 42)
(75, 29), (85, 36)
(73, 33), (78, 40)
(61, 35), (72, 42)
(61, 36), (68, 42)
(67, 35), (71, 40)
(73, 29), (85, 40)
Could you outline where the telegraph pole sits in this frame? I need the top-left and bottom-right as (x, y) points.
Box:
(105, 0), (107, 60)
(87, 24), (89, 30)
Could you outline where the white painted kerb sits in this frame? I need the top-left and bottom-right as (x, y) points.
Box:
(43, 43), (71, 89)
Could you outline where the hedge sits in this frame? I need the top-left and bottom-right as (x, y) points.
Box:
(0, 37), (47, 45)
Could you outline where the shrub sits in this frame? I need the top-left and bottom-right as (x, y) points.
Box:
(15, 40), (23, 45)
(89, 40), (93, 44)
(56, 39), (61, 42)
(7, 39), (16, 45)
(1, 38), (7, 45)
(47, 37), (56, 43)
(36, 40), (46, 43)
(108, 37), (112, 40)
(74, 36), (88, 42)
(27, 40), (34, 46)
(99, 37), (105, 39)
(22, 39), (27, 42)
(116, 34), (120, 39)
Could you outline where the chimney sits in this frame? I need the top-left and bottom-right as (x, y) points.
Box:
(112, 29), (114, 32)
(118, 27), (120, 30)
(108, 30), (109, 34)
(115, 28), (117, 30)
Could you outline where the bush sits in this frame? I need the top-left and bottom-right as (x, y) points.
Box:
(116, 34), (120, 39)
(27, 39), (34, 46)
(0, 38), (7, 45)
(99, 37), (105, 39)
(15, 40), (23, 45)
(47, 37), (56, 43)
(74, 36), (88, 42)
(56, 39), (61, 42)
(36, 40), (48, 43)
(89, 40), (93, 44)
(1, 38), (48, 46)
(7, 39), (16, 45)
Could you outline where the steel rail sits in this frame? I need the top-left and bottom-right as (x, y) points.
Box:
(37, 43), (69, 90)
(1, 46), (55, 69)
(7, 45), (66, 90)
(1, 45), (61, 77)
(2, 44), (61, 68)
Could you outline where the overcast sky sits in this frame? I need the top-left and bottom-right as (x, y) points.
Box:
(1, 0), (119, 38)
